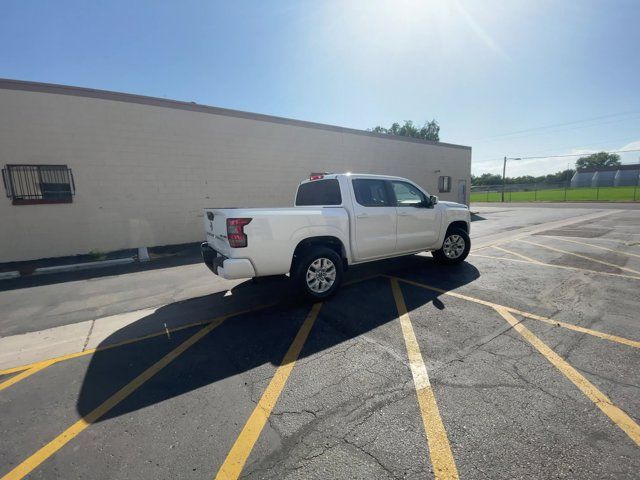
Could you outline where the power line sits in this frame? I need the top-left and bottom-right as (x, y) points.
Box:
(507, 148), (640, 160)
(477, 110), (640, 141)
(474, 147), (640, 164)
(501, 135), (639, 157)
(475, 116), (640, 144)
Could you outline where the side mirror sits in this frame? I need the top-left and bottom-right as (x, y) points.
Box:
(429, 195), (438, 206)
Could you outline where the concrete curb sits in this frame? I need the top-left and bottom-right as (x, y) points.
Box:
(32, 257), (136, 276)
(0, 271), (20, 280)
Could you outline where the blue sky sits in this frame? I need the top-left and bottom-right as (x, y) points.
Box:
(1, 0), (639, 176)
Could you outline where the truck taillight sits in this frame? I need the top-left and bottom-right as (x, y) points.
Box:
(226, 218), (252, 248)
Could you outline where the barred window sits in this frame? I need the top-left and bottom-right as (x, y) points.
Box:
(438, 175), (451, 193)
(2, 164), (75, 205)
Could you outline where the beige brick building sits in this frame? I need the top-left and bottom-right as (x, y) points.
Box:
(0, 79), (471, 263)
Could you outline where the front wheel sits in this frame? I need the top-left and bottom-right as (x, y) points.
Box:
(293, 246), (343, 300)
(432, 228), (471, 264)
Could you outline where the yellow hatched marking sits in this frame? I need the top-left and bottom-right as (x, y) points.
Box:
(0, 303), (277, 379)
(494, 307), (640, 447)
(0, 276), (379, 378)
(215, 303), (322, 480)
(512, 310), (640, 349)
(390, 276), (640, 349)
(491, 245), (545, 264)
(1, 314), (229, 480)
(539, 235), (640, 259)
(0, 361), (55, 392)
(390, 279), (459, 480)
(469, 253), (640, 281)
(518, 239), (640, 276)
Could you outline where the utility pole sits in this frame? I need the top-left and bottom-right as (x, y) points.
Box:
(635, 156), (640, 202)
(502, 156), (507, 202)
(501, 157), (521, 203)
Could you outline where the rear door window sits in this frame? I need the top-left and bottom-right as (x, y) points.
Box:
(352, 179), (393, 207)
(295, 179), (342, 205)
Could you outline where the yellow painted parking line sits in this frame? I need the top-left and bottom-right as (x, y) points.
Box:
(494, 307), (640, 447)
(491, 245), (545, 264)
(469, 253), (640, 281)
(0, 276), (383, 379)
(0, 364), (32, 376)
(518, 239), (640, 276)
(391, 276), (513, 310)
(386, 274), (640, 446)
(538, 235), (640, 259)
(0, 303), (278, 379)
(0, 275), (391, 378)
(0, 361), (55, 393)
(469, 244), (493, 253)
(1, 314), (231, 480)
(390, 279), (459, 480)
(390, 276), (640, 349)
(215, 303), (322, 480)
(511, 309), (640, 349)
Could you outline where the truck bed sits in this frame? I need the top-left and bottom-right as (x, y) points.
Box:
(203, 207), (349, 277)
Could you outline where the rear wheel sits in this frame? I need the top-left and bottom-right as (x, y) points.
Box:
(293, 246), (343, 300)
(432, 228), (470, 264)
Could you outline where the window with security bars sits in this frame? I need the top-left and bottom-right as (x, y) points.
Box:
(2, 164), (75, 205)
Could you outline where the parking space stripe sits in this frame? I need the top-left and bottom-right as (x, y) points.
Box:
(468, 210), (618, 253)
(215, 303), (322, 480)
(512, 309), (640, 349)
(469, 253), (640, 281)
(0, 278), (382, 379)
(538, 235), (640, 259)
(0, 365), (32, 376)
(0, 361), (55, 393)
(0, 303), (278, 379)
(391, 277), (640, 349)
(388, 275), (640, 446)
(491, 245), (545, 264)
(0, 314), (231, 480)
(390, 279), (459, 480)
(518, 239), (640, 276)
(494, 307), (640, 447)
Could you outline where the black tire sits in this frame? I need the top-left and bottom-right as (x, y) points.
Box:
(432, 228), (471, 264)
(293, 246), (343, 300)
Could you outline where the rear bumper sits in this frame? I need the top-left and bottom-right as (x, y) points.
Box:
(201, 242), (256, 280)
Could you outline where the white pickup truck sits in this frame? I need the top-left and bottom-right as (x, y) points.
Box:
(202, 173), (470, 299)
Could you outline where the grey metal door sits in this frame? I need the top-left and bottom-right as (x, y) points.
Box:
(457, 179), (467, 205)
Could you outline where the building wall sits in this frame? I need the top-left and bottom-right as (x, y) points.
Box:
(571, 172), (594, 188)
(0, 85), (471, 263)
(591, 171), (616, 188)
(614, 169), (640, 187)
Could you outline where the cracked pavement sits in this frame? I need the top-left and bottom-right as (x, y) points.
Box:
(1, 203), (639, 479)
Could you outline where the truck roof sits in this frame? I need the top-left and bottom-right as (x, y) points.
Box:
(299, 172), (411, 185)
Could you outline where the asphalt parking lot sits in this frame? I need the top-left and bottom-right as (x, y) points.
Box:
(1, 203), (639, 479)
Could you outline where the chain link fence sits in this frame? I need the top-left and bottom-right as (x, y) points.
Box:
(471, 182), (640, 202)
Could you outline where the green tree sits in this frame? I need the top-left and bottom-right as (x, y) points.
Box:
(471, 169), (575, 186)
(575, 152), (621, 170)
(471, 173), (502, 186)
(369, 120), (440, 141)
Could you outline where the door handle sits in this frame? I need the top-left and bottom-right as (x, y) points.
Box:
(398, 212), (409, 216)
(356, 213), (368, 219)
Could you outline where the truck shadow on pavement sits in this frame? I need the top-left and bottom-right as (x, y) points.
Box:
(76, 254), (480, 422)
